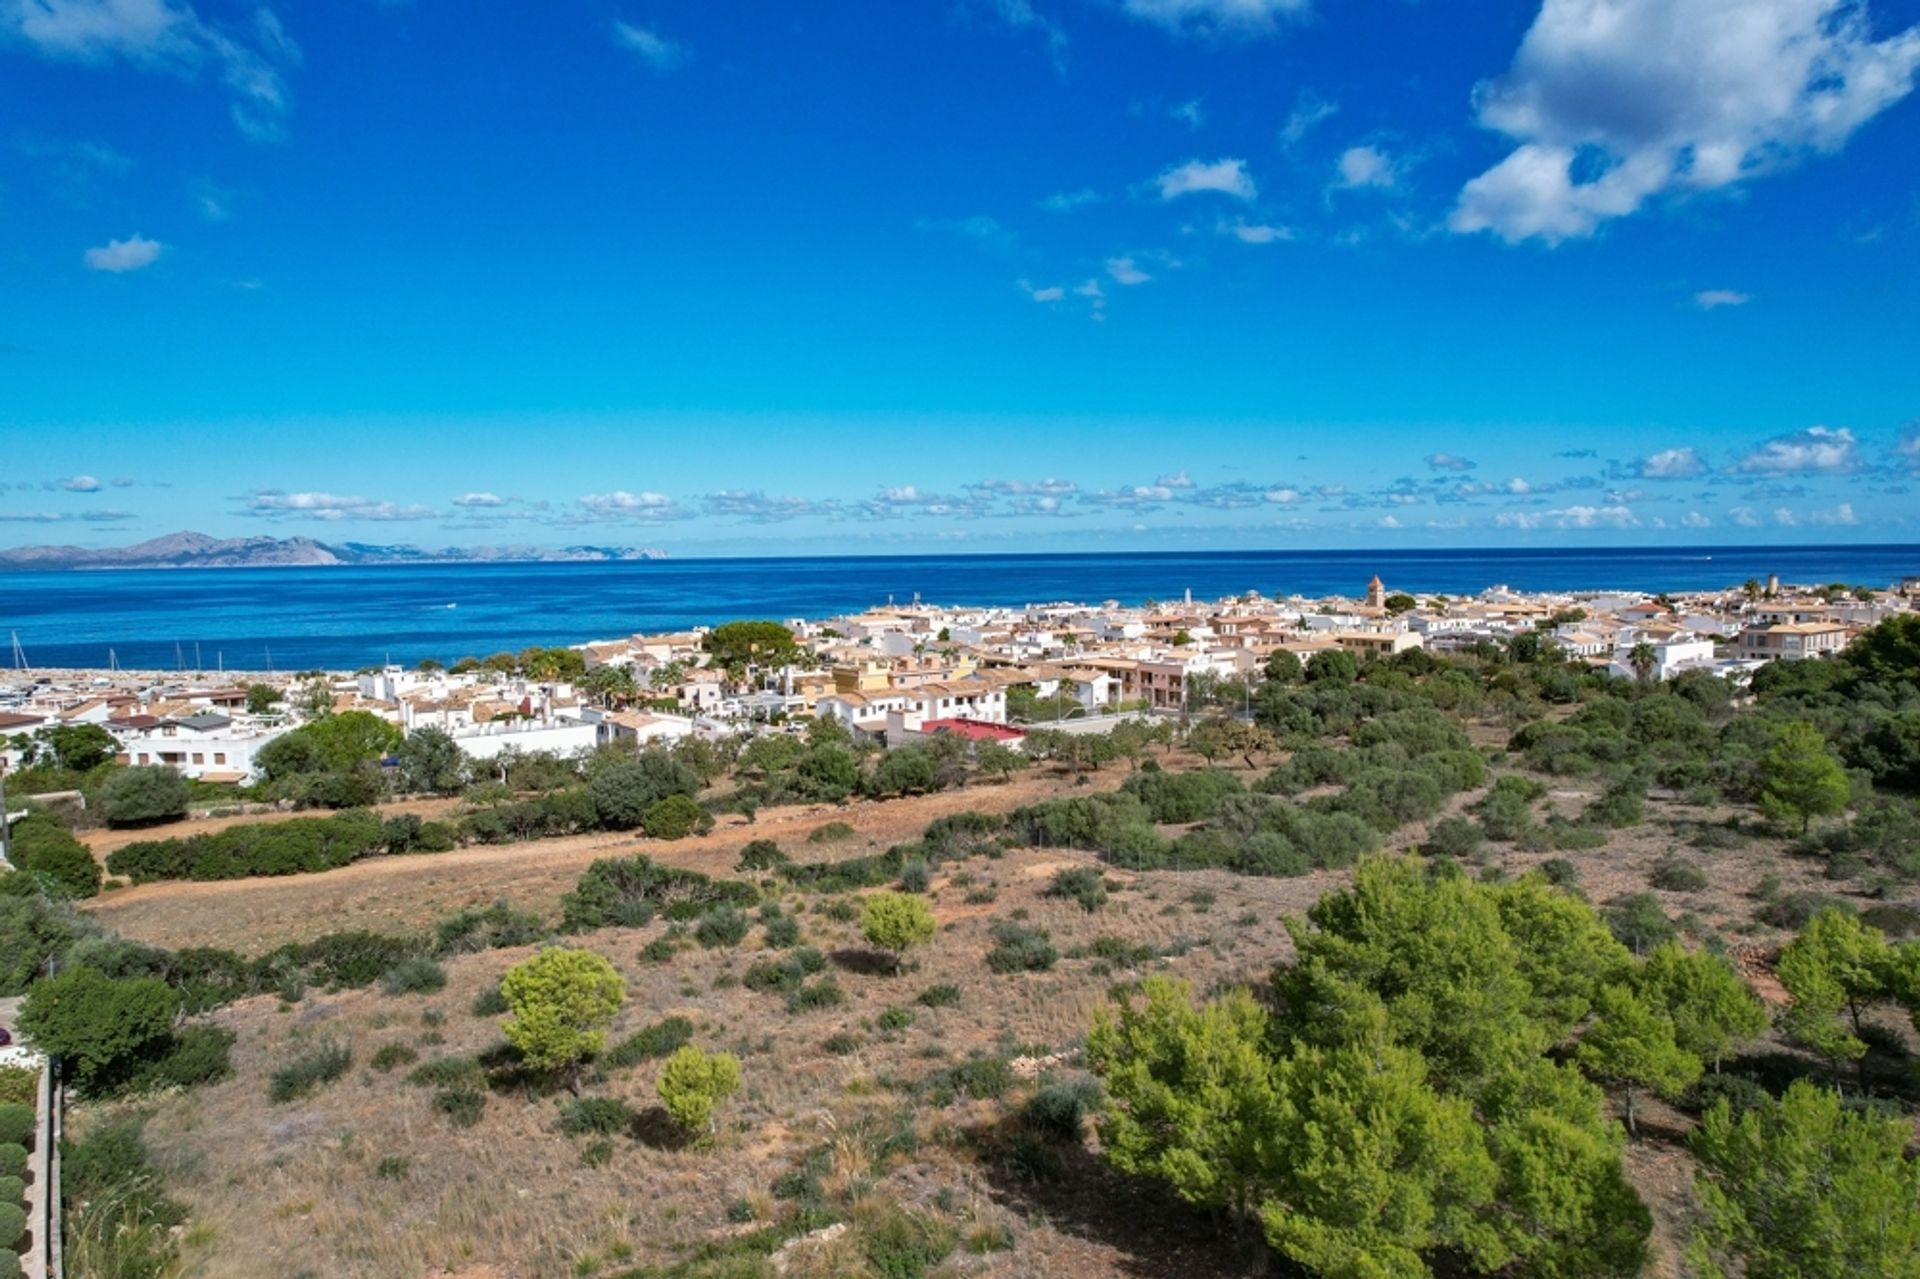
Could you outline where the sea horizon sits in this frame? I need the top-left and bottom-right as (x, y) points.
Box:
(8, 542), (1918, 674)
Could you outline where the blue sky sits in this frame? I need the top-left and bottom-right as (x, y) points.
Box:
(2, 0), (1918, 555)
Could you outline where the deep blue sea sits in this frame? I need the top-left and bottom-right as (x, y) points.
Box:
(5, 545), (1919, 672)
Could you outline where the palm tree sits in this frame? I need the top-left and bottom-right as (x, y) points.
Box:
(1628, 642), (1658, 684)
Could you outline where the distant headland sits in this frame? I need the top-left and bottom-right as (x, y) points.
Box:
(0, 531), (670, 571)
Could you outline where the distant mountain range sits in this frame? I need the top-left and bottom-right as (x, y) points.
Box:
(0, 531), (670, 570)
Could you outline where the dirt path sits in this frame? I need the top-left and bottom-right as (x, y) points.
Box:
(85, 769), (1128, 953)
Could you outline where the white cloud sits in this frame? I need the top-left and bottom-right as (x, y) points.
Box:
(1694, 289), (1751, 309)
(1424, 451), (1477, 472)
(1634, 446), (1708, 479)
(82, 232), (162, 272)
(704, 490), (830, 523)
(1170, 98), (1204, 129)
(973, 0), (1067, 75)
(1280, 88), (1336, 146)
(1681, 510), (1712, 528)
(1121, 0), (1308, 37)
(1265, 488), (1301, 504)
(1505, 477), (1531, 494)
(1073, 277), (1107, 320)
(1106, 255), (1152, 285)
(1452, 0), (1920, 243)
(917, 214), (1014, 250)
(1332, 144), (1395, 190)
(613, 21), (688, 70)
(1222, 220), (1292, 243)
(1156, 156), (1255, 201)
(0, 508), (135, 523)
(1377, 515), (1402, 529)
(1729, 506), (1762, 526)
(1895, 421), (1920, 466)
(1018, 279), (1066, 302)
(60, 474), (101, 491)
(452, 492), (507, 508)
(6, 0), (301, 140)
(1810, 502), (1859, 525)
(1038, 187), (1100, 212)
(1499, 503), (1638, 529)
(1155, 470), (1196, 489)
(1735, 425), (1861, 474)
(575, 490), (685, 520)
(1773, 507), (1799, 526)
(247, 490), (435, 521)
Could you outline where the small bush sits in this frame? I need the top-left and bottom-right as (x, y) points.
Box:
(898, 861), (931, 894)
(131, 1024), (235, 1091)
(807, 821), (856, 844)
(1762, 891), (1858, 930)
(1422, 817), (1483, 859)
(1604, 893), (1675, 955)
(434, 1087), (486, 1127)
(0, 1069), (32, 1109)
(823, 1032), (861, 1055)
(877, 1005), (914, 1033)
(642, 794), (711, 841)
(1047, 867), (1108, 913)
(1539, 858), (1580, 888)
(380, 957), (448, 996)
(375, 1155), (410, 1180)
(786, 977), (846, 1013)
(736, 839), (790, 873)
(762, 914), (802, 948)
(372, 1043), (419, 1072)
(916, 984), (961, 1008)
(600, 1016), (694, 1070)
(0, 1205), (23, 1250)
(471, 985), (510, 1016)
(1649, 856), (1709, 893)
(985, 921), (1057, 973)
(268, 1040), (351, 1103)
(560, 1096), (637, 1136)
(926, 1055), (1013, 1103)
(0, 1106), (28, 1148)
(1022, 1077), (1103, 1140)
(858, 1202), (959, 1279)
(407, 1055), (485, 1089)
(0, 1146), (22, 1180)
(744, 948), (828, 995)
(695, 905), (750, 949)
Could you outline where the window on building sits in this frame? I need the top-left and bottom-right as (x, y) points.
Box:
(214, 753), (227, 764)
(192, 753), (204, 764)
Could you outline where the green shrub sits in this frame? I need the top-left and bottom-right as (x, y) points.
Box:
(762, 914), (802, 948)
(600, 1016), (694, 1070)
(985, 922), (1057, 973)
(926, 1055), (1013, 1103)
(1022, 1077), (1103, 1140)
(694, 905), (750, 949)
(0, 1176), (21, 1208)
(744, 948), (828, 995)
(916, 983), (961, 1008)
(0, 1148), (21, 1180)
(642, 794), (711, 841)
(858, 1203), (958, 1279)
(407, 1055), (485, 1089)
(372, 1043), (419, 1072)
(375, 1155), (410, 1180)
(807, 821), (856, 844)
(1761, 891), (1858, 930)
(736, 839), (790, 872)
(380, 957), (447, 996)
(1047, 867), (1108, 913)
(786, 977), (845, 1013)
(877, 1006), (914, 1032)
(0, 1204), (23, 1250)
(1649, 856), (1709, 893)
(560, 855), (755, 931)
(1603, 893), (1675, 955)
(268, 1040), (351, 1103)
(7, 813), (102, 899)
(434, 1087), (486, 1127)
(471, 985), (510, 1016)
(823, 1032), (861, 1055)
(0, 1107), (28, 1148)
(433, 901), (545, 955)
(897, 860), (931, 893)
(560, 1096), (637, 1136)
(99, 765), (190, 827)
(18, 966), (180, 1094)
(0, 1250), (22, 1279)
(129, 1025), (234, 1091)
(1423, 816), (1483, 859)
(0, 1070), (31, 1109)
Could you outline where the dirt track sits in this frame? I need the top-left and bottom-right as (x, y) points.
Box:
(84, 769), (1130, 953)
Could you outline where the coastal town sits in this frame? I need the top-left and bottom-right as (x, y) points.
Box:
(3, 571), (1910, 787)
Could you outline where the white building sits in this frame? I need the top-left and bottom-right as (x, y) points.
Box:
(117, 713), (289, 782)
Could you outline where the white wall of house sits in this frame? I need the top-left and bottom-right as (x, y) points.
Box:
(447, 720), (599, 762)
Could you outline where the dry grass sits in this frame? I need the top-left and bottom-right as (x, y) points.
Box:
(80, 765), (1906, 1279)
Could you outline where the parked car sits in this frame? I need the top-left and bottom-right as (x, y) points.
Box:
(0, 1027), (12, 1047)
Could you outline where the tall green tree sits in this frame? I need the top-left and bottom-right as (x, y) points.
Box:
(1635, 942), (1767, 1072)
(1689, 1080), (1920, 1278)
(1777, 907), (1909, 1079)
(1759, 720), (1850, 833)
(499, 947), (625, 1077)
(395, 727), (465, 795)
(702, 620), (799, 670)
(1574, 983), (1700, 1136)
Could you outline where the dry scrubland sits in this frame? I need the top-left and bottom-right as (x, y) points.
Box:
(77, 764), (1861, 1279)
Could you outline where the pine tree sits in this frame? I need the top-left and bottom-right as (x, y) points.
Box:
(1759, 720), (1850, 834)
